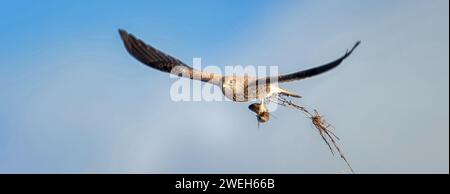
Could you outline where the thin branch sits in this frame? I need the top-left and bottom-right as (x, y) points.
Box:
(269, 95), (355, 173)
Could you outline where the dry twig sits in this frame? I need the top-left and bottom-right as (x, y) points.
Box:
(269, 95), (354, 173)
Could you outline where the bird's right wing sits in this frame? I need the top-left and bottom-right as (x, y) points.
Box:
(119, 29), (223, 86)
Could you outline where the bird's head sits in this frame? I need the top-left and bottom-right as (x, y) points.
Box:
(221, 76), (240, 101)
(222, 77), (236, 89)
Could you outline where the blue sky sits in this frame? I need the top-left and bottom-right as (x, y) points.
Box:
(0, 0), (448, 173)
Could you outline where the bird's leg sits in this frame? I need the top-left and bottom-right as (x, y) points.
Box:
(257, 100), (262, 128)
(260, 99), (267, 113)
(257, 118), (260, 129)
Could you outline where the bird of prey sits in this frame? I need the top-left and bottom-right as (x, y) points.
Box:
(118, 29), (360, 124)
(119, 29), (361, 172)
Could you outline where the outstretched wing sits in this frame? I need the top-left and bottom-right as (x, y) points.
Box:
(119, 29), (222, 85)
(253, 41), (360, 85)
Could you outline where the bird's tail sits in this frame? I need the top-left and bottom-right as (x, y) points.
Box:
(277, 87), (301, 98)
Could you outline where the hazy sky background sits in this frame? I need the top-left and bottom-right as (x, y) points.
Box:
(0, 0), (448, 173)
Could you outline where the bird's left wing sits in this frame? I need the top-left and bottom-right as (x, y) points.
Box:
(119, 29), (222, 86)
(251, 41), (360, 86)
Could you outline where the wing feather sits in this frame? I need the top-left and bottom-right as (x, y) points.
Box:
(253, 41), (360, 85)
(119, 29), (222, 85)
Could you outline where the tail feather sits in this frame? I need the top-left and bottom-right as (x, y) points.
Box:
(277, 87), (301, 98)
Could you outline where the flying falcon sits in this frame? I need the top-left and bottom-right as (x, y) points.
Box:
(119, 29), (361, 172)
(118, 29), (360, 124)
